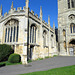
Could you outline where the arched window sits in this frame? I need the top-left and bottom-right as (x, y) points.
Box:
(30, 24), (36, 43)
(68, 0), (70, 9)
(70, 23), (75, 33)
(68, 0), (75, 9)
(71, 0), (74, 8)
(5, 19), (19, 43)
(43, 30), (47, 47)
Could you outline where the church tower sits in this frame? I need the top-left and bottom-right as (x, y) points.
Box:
(58, 0), (75, 56)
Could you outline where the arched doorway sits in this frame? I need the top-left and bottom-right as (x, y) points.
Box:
(69, 39), (75, 56)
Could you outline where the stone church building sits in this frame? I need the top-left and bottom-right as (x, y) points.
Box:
(0, 0), (58, 64)
(58, 0), (75, 56)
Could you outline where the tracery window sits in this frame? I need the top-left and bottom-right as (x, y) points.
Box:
(30, 25), (36, 43)
(5, 19), (19, 43)
(70, 23), (75, 33)
(68, 0), (75, 9)
(71, 0), (74, 8)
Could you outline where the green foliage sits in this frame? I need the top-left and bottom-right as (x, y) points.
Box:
(0, 61), (22, 66)
(53, 55), (58, 57)
(45, 56), (50, 59)
(20, 65), (75, 75)
(0, 44), (13, 62)
(8, 54), (21, 63)
(36, 58), (43, 60)
(0, 63), (6, 67)
(28, 60), (32, 63)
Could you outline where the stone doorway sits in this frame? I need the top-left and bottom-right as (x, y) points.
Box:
(69, 39), (75, 56)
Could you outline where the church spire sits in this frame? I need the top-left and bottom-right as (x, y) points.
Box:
(40, 6), (42, 20)
(11, 1), (13, 9)
(48, 16), (50, 26)
(0, 4), (2, 16)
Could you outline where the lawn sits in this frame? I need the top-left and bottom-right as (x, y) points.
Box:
(20, 65), (75, 75)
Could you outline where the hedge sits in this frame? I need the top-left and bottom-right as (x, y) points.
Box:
(0, 44), (13, 62)
(0, 63), (6, 67)
(8, 54), (21, 63)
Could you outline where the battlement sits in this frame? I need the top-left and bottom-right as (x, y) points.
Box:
(0, 1), (55, 32)
(0, 6), (27, 20)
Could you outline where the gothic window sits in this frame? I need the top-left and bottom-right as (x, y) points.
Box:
(68, 0), (75, 9)
(68, 0), (70, 9)
(43, 30), (47, 47)
(70, 23), (75, 33)
(30, 25), (36, 43)
(4, 19), (19, 43)
(71, 0), (74, 8)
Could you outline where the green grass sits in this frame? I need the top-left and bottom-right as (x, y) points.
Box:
(53, 55), (58, 57)
(36, 58), (43, 60)
(20, 65), (75, 75)
(0, 61), (22, 66)
(28, 60), (32, 63)
(45, 56), (52, 59)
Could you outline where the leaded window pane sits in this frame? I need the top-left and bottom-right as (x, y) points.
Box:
(8, 28), (10, 42)
(13, 26), (16, 42)
(71, 0), (74, 8)
(5, 28), (7, 42)
(70, 25), (72, 33)
(30, 25), (36, 43)
(68, 0), (70, 9)
(16, 26), (19, 42)
(10, 27), (13, 42)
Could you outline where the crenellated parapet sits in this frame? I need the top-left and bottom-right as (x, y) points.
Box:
(0, 1), (55, 32)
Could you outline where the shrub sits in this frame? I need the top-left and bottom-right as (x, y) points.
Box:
(0, 44), (13, 62)
(53, 55), (58, 57)
(8, 54), (21, 63)
(0, 63), (6, 67)
(45, 56), (50, 59)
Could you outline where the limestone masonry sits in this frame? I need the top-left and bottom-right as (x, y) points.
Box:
(1, 0), (75, 64)
(58, 0), (75, 56)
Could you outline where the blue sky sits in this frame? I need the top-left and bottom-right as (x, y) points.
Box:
(0, 0), (58, 28)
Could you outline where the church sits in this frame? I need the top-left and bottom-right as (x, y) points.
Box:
(58, 0), (75, 56)
(0, 0), (58, 64)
